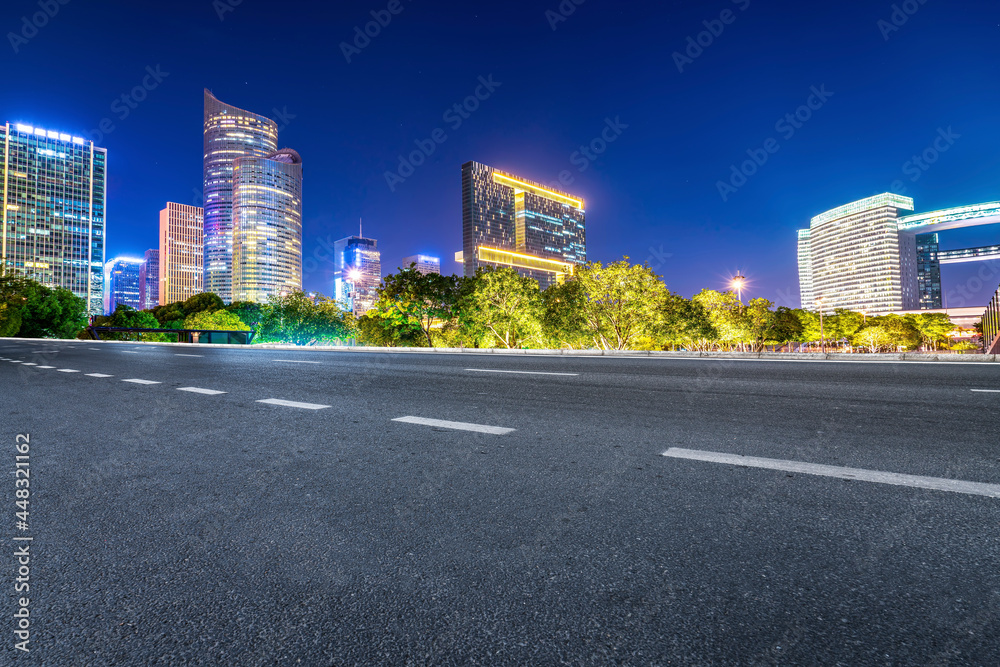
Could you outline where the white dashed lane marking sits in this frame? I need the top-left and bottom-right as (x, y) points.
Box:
(86, 374), (114, 378)
(662, 448), (1000, 499)
(257, 398), (330, 410)
(57, 369), (79, 373)
(392, 416), (516, 435)
(466, 368), (580, 377)
(37, 366), (55, 369)
(971, 389), (1000, 393)
(273, 360), (321, 364)
(175, 354), (204, 358)
(122, 379), (160, 385)
(177, 387), (226, 395)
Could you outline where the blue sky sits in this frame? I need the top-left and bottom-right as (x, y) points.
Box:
(3, 0), (999, 305)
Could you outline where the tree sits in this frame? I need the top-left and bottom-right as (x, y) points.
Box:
(0, 267), (87, 339)
(658, 293), (715, 350)
(866, 314), (921, 351)
(226, 301), (266, 330)
(575, 259), (670, 350)
(184, 310), (250, 331)
(853, 325), (894, 353)
(827, 309), (865, 342)
(461, 267), (544, 349)
(770, 307), (804, 350)
(541, 278), (591, 349)
(376, 267), (460, 347)
(906, 313), (955, 351)
(692, 289), (749, 350)
(0, 302), (22, 337)
(93, 305), (170, 341)
(256, 291), (353, 346)
(183, 292), (225, 315)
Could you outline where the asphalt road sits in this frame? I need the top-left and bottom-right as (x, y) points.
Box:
(1, 340), (999, 666)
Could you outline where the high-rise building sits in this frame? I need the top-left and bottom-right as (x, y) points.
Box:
(139, 248), (159, 310)
(231, 148), (303, 303)
(460, 161), (585, 288)
(401, 254), (441, 275)
(0, 122), (106, 314)
(334, 236), (381, 316)
(797, 193), (918, 313)
(159, 203), (204, 305)
(203, 89), (278, 303)
(104, 257), (143, 315)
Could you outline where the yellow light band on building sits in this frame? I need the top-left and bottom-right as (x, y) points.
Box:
(477, 246), (575, 276)
(492, 173), (584, 209)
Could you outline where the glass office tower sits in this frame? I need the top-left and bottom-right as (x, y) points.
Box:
(203, 89), (278, 303)
(797, 193), (918, 313)
(334, 236), (381, 316)
(231, 148), (303, 303)
(139, 248), (159, 310)
(401, 254), (441, 275)
(104, 257), (143, 314)
(461, 161), (585, 289)
(1, 122), (106, 314)
(159, 203), (204, 305)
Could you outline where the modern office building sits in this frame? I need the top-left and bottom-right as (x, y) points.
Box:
(1, 122), (106, 314)
(159, 203), (204, 305)
(139, 248), (159, 309)
(460, 161), (585, 288)
(231, 148), (303, 303)
(401, 254), (441, 275)
(203, 89), (278, 303)
(334, 236), (381, 316)
(797, 193), (918, 312)
(104, 257), (143, 314)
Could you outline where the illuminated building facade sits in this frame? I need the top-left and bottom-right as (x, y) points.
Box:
(139, 248), (159, 310)
(460, 161), (585, 288)
(334, 236), (381, 316)
(231, 148), (303, 303)
(104, 257), (143, 314)
(159, 203), (204, 305)
(401, 254), (440, 275)
(797, 194), (918, 312)
(1, 122), (106, 314)
(203, 89), (278, 302)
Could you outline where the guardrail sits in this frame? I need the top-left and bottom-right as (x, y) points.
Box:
(86, 327), (255, 345)
(984, 284), (1000, 354)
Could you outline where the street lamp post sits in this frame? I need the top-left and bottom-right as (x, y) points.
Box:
(731, 273), (746, 305)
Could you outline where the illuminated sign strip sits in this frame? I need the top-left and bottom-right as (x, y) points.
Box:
(898, 202), (1000, 230)
(492, 172), (584, 209)
(477, 246), (575, 275)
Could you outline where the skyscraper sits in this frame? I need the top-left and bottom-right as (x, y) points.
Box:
(401, 254), (441, 275)
(139, 248), (159, 310)
(203, 89), (278, 302)
(334, 236), (381, 317)
(797, 193), (918, 313)
(232, 148), (303, 303)
(159, 203), (204, 305)
(461, 161), (585, 288)
(104, 257), (143, 315)
(1, 122), (106, 314)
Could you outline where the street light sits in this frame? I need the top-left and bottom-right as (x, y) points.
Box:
(816, 297), (826, 354)
(731, 273), (746, 304)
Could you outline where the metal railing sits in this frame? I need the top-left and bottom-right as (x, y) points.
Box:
(86, 327), (255, 345)
(983, 284), (1000, 354)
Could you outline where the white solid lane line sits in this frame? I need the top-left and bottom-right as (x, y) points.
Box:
(257, 398), (330, 410)
(122, 379), (160, 385)
(273, 359), (321, 364)
(466, 368), (580, 376)
(86, 374), (114, 378)
(175, 354), (204, 357)
(177, 387), (226, 395)
(662, 448), (1000, 499)
(57, 369), (79, 373)
(971, 389), (1000, 393)
(392, 416), (515, 435)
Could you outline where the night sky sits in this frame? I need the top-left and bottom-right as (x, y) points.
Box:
(3, 0), (999, 306)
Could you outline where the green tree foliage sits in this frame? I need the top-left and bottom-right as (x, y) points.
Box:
(692, 289), (749, 349)
(255, 291), (354, 346)
(226, 301), (266, 330)
(355, 304), (424, 347)
(0, 267), (87, 339)
(0, 302), (22, 337)
(575, 260), (670, 350)
(906, 312), (954, 350)
(852, 325), (895, 353)
(375, 266), (461, 347)
(541, 278), (590, 349)
(183, 310), (250, 331)
(826, 309), (865, 341)
(659, 293), (715, 350)
(770, 307), (805, 348)
(460, 267), (544, 349)
(92, 305), (170, 341)
(150, 292), (226, 328)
